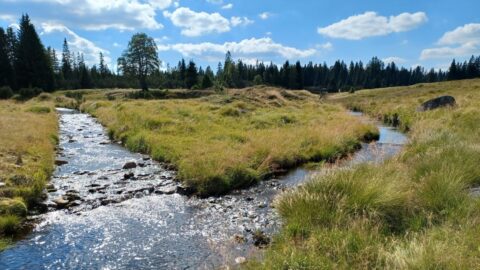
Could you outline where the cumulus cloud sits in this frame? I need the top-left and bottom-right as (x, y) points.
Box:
(164, 7), (230, 36)
(317, 11), (427, 40)
(420, 23), (480, 60)
(157, 37), (317, 62)
(3, 0), (173, 31)
(41, 22), (111, 67)
(164, 7), (253, 36)
(230, 16), (254, 27)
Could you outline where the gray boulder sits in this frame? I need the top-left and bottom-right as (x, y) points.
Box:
(417, 96), (456, 112)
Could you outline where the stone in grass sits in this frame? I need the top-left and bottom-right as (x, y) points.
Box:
(235, 257), (247, 264)
(252, 230), (270, 248)
(417, 95), (456, 112)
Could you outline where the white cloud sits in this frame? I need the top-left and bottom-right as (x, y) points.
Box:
(164, 7), (231, 37)
(420, 23), (480, 60)
(438, 23), (480, 45)
(147, 0), (175, 10)
(259, 12), (272, 20)
(317, 42), (333, 50)
(157, 37), (317, 62)
(41, 22), (111, 67)
(0, 14), (16, 24)
(230, 16), (254, 27)
(221, 3), (233, 10)
(3, 0), (168, 31)
(317, 11), (428, 40)
(382, 57), (406, 64)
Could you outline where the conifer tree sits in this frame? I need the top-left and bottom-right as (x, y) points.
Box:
(14, 14), (54, 91)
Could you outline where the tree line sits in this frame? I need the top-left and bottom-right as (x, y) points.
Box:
(1, 14), (480, 97)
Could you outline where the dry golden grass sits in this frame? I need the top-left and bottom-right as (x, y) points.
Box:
(250, 79), (480, 269)
(0, 96), (57, 247)
(80, 87), (377, 196)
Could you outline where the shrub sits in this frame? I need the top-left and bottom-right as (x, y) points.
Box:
(0, 215), (20, 235)
(0, 198), (27, 217)
(36, 92), (52, 101)
(64, 91), (84, 101)
(18, 87), (42, 100)
(0, 86), (13, 99)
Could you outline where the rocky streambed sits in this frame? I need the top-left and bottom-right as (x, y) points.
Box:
(0, 109), (407, 269)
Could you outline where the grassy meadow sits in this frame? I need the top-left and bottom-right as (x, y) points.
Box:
(80, 87), (378, 196)
(0, 94), (58, 249)
(249, 79), (480, 269)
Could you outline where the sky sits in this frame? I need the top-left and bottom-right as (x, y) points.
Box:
(0, 0), (479, 72)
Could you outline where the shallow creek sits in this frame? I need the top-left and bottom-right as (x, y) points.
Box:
(0, 109), (407, 269)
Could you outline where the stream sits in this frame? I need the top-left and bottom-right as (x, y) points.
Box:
(0, 109), (407, 269)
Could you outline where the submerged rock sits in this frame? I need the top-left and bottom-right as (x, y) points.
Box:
(122, 162), (137, 169)
(53, 197), (69, 209)
(55, 160), (69, 166)
(417, 95), (456, 111)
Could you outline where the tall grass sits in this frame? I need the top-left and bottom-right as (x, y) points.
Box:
(0, 97), (57, 249)
(250, 79), (480, 269)
(81, 87), (377, 196)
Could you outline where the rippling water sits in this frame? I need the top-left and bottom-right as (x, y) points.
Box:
(0, 109), (407, 269)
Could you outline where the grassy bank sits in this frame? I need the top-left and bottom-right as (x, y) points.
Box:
(81, 87), (377, 196)
(0, 95), (58, 250)
(250, 79), (480, 269)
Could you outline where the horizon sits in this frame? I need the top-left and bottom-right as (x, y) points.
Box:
(0, 1), (479, 72)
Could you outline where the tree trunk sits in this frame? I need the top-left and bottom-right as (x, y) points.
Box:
(139, 75), (148, 91)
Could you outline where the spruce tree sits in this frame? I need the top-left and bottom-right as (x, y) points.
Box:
(185, 60), (198, 89)
(14, 14), (54, 91)
(0, 28), (14, 87)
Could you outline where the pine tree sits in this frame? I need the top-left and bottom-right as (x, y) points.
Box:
(14, 14), (54, 91)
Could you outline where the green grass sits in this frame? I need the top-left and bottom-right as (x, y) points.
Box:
(0, 97), (58, 250)
(250, 79), (480, 269)
(80, 87), (377, 196)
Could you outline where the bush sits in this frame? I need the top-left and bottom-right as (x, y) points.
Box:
(0, 86), (13, 99)
(18, 88), (42, 100)
(0, 215), (20, 235)
(64, 91), (85, 101)
(36, 92), (52, 101)
(0, 198), (27, 217)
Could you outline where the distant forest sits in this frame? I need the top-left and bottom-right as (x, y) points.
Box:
(1, 14), (480, 94)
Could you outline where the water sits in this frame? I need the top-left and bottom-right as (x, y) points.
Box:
(0, 109), (407, 269)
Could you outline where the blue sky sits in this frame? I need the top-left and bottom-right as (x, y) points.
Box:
(1, 0), (479, 72)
